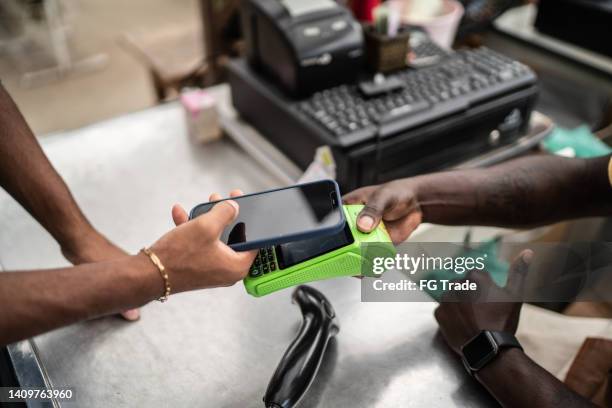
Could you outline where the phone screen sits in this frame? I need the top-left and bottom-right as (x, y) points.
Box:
(189, 180), (344, 249)
(275, 223), (353, 269)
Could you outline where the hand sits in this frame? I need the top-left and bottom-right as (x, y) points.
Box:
(62, 230), (140, 321)
(343, 180), (423, 244)
(434, 250), (532, 355)
(149, 189), (257, 292)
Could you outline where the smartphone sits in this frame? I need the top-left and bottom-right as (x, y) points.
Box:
(189, 179), (345, 251)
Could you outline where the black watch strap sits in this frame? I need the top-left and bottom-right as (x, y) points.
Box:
(461, 330), (522, 375)
(489, 331), (522, 350)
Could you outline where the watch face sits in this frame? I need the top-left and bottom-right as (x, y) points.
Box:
(462, 331), (498, 371)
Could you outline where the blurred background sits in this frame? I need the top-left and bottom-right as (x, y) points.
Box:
(0, 0), (610, 137)
(0, 0), (200, 134)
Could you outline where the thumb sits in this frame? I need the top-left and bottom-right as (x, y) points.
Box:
(505, 249), (533, 296)
(236, 249), (258, 270)
(357, 188), (391, 233)
(202, 200), (239, 236)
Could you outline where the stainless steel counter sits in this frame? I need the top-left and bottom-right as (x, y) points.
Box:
(0, 85), (499, 407)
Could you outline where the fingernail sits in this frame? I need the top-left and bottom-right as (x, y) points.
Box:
(225, 200), (239, 212)
(358, 215), (374, 231)
(123, 309), (140, 321)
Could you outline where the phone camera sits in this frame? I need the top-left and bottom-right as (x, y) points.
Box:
(329, 191), (338, 206)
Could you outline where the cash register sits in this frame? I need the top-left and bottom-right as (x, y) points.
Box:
(241, 0), (364, 96)
(229, 0), (539, 191)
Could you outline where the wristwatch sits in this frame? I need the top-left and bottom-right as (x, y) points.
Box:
(461, 330), (523, 375)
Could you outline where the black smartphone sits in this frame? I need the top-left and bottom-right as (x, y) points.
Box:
(189, 179), (345, 251)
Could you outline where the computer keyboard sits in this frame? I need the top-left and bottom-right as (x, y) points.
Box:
(296, 48), (537, 146)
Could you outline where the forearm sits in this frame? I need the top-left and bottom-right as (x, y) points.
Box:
(0, 255), (160, 346)
(412, 155), (612, 228)
(476, 348), (594, 407)
(0, 85), (94, 250)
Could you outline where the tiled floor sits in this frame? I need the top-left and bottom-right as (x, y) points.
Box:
(0, 0), (199, 135)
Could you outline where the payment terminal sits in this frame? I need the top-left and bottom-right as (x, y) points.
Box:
(244, 205), (396, 297)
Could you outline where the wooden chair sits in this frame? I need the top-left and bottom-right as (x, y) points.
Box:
(120, 0), (242, 102)
(199, 0), (242, 86)
(120, 25), (206, 102)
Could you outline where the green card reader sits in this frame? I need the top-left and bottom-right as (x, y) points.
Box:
(244, 205), (396, 297)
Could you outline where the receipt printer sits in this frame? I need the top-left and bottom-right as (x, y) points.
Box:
(241, 0), (364, 96)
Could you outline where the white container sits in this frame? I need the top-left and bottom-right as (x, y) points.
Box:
(399, 0), (464, 49)
(180, 89), (222, 144)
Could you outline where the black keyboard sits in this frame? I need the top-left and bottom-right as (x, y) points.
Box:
(296, 48), (537, 146)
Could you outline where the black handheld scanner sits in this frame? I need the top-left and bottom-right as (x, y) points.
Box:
(263, 285), (340, 408)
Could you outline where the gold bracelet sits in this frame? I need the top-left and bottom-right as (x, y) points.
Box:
(141, 247), (171, 302)
(608, 156), (612, 189)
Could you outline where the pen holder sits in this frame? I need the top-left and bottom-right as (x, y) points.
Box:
(364, 24), (410, 73)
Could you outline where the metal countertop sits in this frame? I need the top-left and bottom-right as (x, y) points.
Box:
(0, 86), (495, 407)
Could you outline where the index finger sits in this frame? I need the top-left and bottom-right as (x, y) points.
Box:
(343, 185), (378, 204)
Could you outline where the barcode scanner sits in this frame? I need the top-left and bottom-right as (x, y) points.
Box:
(263, 286), (339, 408)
